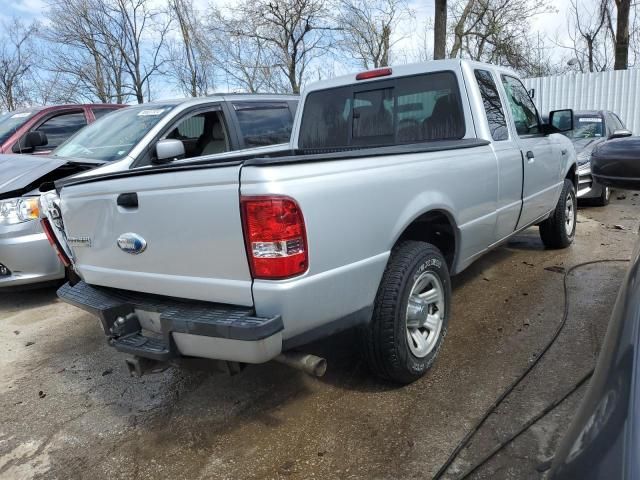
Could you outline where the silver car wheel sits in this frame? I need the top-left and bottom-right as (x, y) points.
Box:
(405, 271), (444, 358)
(565, 191), (575, 236)
(604, 186), (610, 201)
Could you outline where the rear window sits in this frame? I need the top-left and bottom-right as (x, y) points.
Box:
(299, 71), (465, 150)
(234, 104), (294, 147)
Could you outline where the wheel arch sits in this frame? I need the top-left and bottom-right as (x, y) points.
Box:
(566, 162), (577, 191)
(393, 208), (459, 272)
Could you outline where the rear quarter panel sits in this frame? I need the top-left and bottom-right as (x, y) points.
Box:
(242, 144), (498, 339)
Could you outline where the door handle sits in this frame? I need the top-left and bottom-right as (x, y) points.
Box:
(117, 192), (138, 209)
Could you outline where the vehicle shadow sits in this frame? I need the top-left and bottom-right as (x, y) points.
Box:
(0, 285), (60, 311)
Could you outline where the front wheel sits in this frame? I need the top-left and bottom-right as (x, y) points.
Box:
(539, 179), (577, 249)
(361, 241), (451, 384)
(593, 185), (610, 207)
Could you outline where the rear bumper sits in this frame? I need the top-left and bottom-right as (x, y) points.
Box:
(58, 281), (283, 364)
(0, 221), (65, 288)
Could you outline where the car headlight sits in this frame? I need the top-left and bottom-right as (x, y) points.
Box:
(577, 151), (591, 166)
(0, 197), (40, 225)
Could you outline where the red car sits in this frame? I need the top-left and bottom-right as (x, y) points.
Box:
(0, 104), (124, 155)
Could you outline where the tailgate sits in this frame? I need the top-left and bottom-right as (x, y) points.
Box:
(58, 164), (253, 306)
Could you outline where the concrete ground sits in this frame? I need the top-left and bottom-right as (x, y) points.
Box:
(0, 193), (638, 480)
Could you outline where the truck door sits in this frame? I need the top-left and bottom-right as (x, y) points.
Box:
(501, 75), (559, 228)
(473, 69), (523, 241)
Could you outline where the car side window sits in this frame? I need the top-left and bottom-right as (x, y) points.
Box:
(92, 108), (115, 120)
(233, 104), (294, 147)
(613, 113), (626, 130)
(164, 110), (230, 159)
(474, 70), (508, 141)
(501, 75), (540, 136)
(608, 112), (623, 131)
(36, 111), (87, 148)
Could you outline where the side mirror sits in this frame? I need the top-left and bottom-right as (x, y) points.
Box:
(153, 139), (185, 165)
(13, 131), (48, 153)
(548, 109), (574, 133)
(609, 128), (632, 140)
(591, 137), (640, 190)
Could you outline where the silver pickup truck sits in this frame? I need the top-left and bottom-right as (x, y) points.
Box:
(42, 60), (577, 384)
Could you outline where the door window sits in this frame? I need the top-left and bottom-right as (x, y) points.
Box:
(36, 111), (87, 148)
(474, 70), (508, 141)
(612, 113), (626, 130)
(501, 76), (540, 136)
(165, 110), (229, 159)
(234, 104), (294, 147)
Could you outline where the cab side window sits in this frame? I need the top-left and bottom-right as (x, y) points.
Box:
(501, 75), (540, 136)
(474, 70), (508, 141)
(36, 111), (87, 148)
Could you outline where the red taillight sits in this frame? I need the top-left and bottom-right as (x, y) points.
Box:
(241, 196), (308, 279)
(355, 67), (392, 81)
(41, 218), (71, 267)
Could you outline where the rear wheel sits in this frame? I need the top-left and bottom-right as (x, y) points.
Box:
(362, 241), (451, 384)
(539, 179), (576, 249)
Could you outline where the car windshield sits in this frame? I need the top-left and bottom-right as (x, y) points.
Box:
(567, 114), (605, 139)
(53, 104), (175, 162)
(0, 109), (39, 145)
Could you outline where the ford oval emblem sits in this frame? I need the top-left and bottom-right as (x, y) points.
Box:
(117, 233), (147, 255)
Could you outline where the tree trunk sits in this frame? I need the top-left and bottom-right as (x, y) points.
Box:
(380, 24), (391, 67)
(614, 0), (631, 70)
(450, 0), (474, 58)
(434, 0), (447, 59)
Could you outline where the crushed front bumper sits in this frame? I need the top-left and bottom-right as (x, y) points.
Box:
(58, 281), (284, 364)
(0, 219), (65, 288)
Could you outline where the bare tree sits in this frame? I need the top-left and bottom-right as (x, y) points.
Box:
(209, 10), (285, 93)
(561, 0), (611, 72)
(447, 0), (554, 74)
(97, 0), (171, 103)
(167, 0), (215, 96)
(44, 0), (127, 103)
(571, 0), (608, 72)
(335, 0), (411, 69)
(222, 0), (335, 94)
(0, 20), (38, 111)
(434, 0), (447, 59)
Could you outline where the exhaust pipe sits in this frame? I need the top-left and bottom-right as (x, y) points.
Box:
(275, 352), (327, 377)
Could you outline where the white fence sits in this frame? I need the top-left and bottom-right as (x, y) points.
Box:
(523, 69), (640, 134)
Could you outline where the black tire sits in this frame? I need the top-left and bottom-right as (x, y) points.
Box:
(539, 179), (577, 249)
(362, 241), (451, 384)
(592, 185), (610, 207)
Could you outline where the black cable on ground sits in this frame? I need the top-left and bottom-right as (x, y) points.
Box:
(433, 258), (629, 480)
(457, 369), (593, 479)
